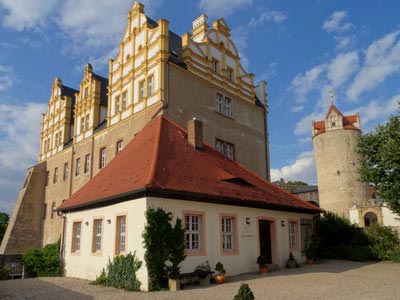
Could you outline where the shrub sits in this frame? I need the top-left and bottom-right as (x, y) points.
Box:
(142, 207), (186, 291)
(194, 261), (211, 273)
(364, 224), (400, 261)
(256, 256), (267, 266)
(91, 252), (142, 291)
(233, 283), (255, 300)
(0, 266), (9, 280)
(215, 261), (226, 275)
(22, 240), (61, 277)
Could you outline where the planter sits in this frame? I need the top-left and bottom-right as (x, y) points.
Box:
(214, 274), (225, 284)
(287, 260), (297, 268)
(258, 265), (268, 274)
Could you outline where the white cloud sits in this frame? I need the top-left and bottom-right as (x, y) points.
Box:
(0, 66), (14, 91)
(323, 11), (353, 34)
(292, 105), (304, 113)
(294, 111), (325, 136)
(248, 10), (286, 27)
(327, 51), (359, 87)
(271, 151), (316, 184)
(199, 0), (253, 17)
(334, 35), (356, 50)
(0, 0), (57, 31)
(290, 65), (325, 103)
(346, 30), (400, 101)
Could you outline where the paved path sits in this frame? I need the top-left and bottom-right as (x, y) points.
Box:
(1, 260), (399, 300)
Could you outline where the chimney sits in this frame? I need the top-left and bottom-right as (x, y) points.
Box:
(188, 118), (203, 149)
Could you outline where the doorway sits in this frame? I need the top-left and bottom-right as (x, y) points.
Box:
(258, 219), (272, 263)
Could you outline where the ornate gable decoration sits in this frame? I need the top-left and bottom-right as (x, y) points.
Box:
(181, 14), (257, 104)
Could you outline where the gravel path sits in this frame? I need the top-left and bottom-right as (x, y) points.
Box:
(1, 260), (399, 300)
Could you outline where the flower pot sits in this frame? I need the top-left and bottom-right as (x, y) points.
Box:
(214, 274), (225, 284)
(258, 265), (268, 274)
(287, 260), (297, 268)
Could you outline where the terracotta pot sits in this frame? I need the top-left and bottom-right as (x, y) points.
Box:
(258, 265), (269, 274)
(214, 274), (225, 284)
(306, 259), (314, 265)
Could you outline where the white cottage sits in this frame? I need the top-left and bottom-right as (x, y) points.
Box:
(58, 116), (321, 290)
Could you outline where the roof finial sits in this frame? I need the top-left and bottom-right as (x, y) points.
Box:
(330, 89), (336, 105)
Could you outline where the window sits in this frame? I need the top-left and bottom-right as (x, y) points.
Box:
(63, 163), (68, 181)
(46, 171), (49, 186)
(224, 98), (232, 117)
(116, 140), (123, 154)
(100, 147), (106, 169)
(221, 215), (238, 254)
(84, 87), (89, 99)
(227, 67), (234, 81)
(80, 116), (85, 133)
(185, 215), (200, 251)
(216, 94), (223, 113)
(116, 215), (127, 254)
(289, 221), (297, 250)
(115, 96), (120, 113)
(215, 139), (235, 160)
(215, 94), (233, 117)
(44, 140), (48, 153)
(53, 167), (58, 184)
(84, 154), (90, 174)
(51, 202), (56, 219)
(92, 219), (103, 253)
(148, 75), (154, 96)
(122, 92), (127, 110)
(75, 158), (81, 176)
(59, 131), (63, 146)
(139, 80), (145, 99)
(72, 222), (81, 253)
(43, 203), (47, 220)
(85, 114), (90, 131)
(212, 59), (218, 73)
(300, 218), (313, 254)
(55, 133), (59, 147)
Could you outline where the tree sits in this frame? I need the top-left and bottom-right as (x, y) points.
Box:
(0, 212), (9, 243)
(357, 107), (400, 215)
(287, 181), (308, 186)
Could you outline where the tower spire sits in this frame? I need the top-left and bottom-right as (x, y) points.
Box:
(330, 89), (336, 105)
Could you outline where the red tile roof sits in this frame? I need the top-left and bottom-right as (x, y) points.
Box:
(313, 104), (360, 137)
(59, 116), (321, 213)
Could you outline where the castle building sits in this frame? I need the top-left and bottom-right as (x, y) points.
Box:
(312, 101), (400, 231)
(1, 2), (270, 255)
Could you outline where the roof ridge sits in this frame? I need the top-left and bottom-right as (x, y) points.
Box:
(145, 116), (164, 188)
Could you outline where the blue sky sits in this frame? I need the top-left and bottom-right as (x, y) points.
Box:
(1, 0), (400, 214)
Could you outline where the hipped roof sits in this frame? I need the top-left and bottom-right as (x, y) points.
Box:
(59, 116), (321, 214)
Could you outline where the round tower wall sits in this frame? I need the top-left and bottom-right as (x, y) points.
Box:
(313, 129), (370, 218)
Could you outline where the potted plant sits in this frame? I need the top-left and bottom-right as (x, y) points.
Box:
(306, 234), (318, 264)
(286, 252), (297, 268)
(194, 261), (212, 286)
(214, 261), (226, 284)
(256, 256), (268, 273)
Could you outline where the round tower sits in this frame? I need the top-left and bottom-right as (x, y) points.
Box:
(312, 103), (370, 218)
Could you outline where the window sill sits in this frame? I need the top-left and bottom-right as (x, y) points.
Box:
(214, 110), (234, 120)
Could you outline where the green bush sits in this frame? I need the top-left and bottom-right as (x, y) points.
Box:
(91, 252), (142, 291)
(233, 283), (255, 300)
(364, 224), (400, 261)
(22, 240), (61, 277)
(0, 266), (9, 280)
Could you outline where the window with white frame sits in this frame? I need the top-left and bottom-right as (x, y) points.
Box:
(122, 92), (127, 110)
(185, 214), (201, 251)
(93, 219), (102, 252)
(139, 80), (145, 99)
(116, 215), (126, 254)
(224, 97), (232, 117)
(221, 217), (234, 251)
(227, 67), (234, 81)
(116, 140), (123, 154)
(72, 221), (81, 253)
(85, 113), (90, 130)
(115, 96), (120, 113)
(63, 163), (68, 181)
(289, 221), (296, 250)
(75, 158), (81, 177)
(215, 94), (233, 117)
(216, 94), (223, 113)
(100, 147), (106, 169)
(215, 139), (235, 160)
(84, 154), (90, 174)
(148, 75), (154, 96)
(212, 59), (219, 73)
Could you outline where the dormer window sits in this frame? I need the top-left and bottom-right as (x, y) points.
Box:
(212, 59), (219, 73)
(84, 87), (89, 100)
(227, 67), (234, 82)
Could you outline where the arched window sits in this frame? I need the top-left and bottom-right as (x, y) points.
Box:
(364, 212), (378, 227)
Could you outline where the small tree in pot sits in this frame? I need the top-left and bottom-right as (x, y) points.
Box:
(214, 261), (226, 284)
(256, 256), (268, 273)
(286, 252), (297, 268)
